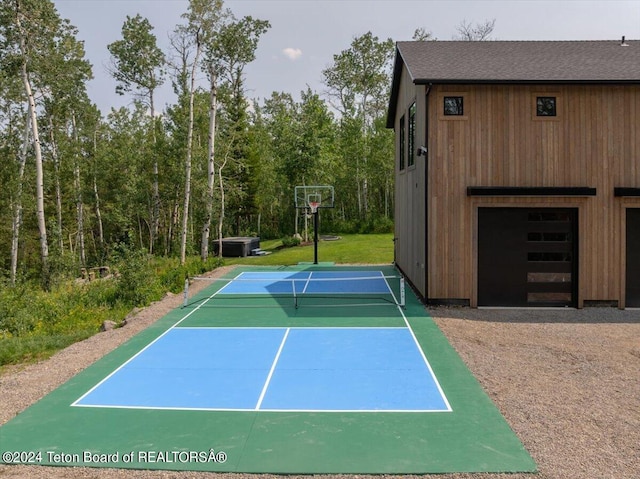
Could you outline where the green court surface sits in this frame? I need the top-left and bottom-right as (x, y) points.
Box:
(0, 265), (536, 474)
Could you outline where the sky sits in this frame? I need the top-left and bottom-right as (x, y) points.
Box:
(51, 0), (640, 115)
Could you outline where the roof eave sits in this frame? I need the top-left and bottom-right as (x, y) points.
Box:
(413, 78), (640, 85)
(386, 46), (414, 129)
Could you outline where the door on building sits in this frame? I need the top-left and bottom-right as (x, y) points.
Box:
(626, 208), (640, 307)
(478, 208), (578, 307)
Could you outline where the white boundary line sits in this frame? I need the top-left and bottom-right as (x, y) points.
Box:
(176, 326), (406, 330)
(381, 271), (453, 413)
(72, 404), (446, 413)
(254, 328), (290, 410)
(400, 313), (453, 412)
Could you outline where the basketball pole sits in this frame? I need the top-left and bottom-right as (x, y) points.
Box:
(313, 208), (319, 264)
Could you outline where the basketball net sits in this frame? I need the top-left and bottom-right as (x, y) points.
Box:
(308, 201), (320, 214)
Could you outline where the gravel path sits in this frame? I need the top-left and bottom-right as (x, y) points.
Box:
(1, 267), (638, 479)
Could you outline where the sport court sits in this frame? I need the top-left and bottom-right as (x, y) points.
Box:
(0, 265), (536, 474)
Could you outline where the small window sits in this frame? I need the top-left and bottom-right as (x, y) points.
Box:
(536, 96), (557, 116)
(408, 102), (416, 167)
(528, 211), (570, 222)
(399, 115), (405, 171)
(527, 252), (572, 262)
(444, 96), (464, 116)
(528, 232), (571, 242)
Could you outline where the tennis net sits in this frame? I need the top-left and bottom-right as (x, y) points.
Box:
(183, 270), (406, 310)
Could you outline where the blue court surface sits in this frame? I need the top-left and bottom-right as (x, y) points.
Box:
(74, 326), (450, 412)
(216, 270), (394, 296)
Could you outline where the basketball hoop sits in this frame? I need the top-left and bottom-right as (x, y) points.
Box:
(308, 201), (320, 214)
(294, 185), (334, 265)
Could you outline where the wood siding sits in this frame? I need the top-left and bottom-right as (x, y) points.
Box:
(396, 83), (640, 306)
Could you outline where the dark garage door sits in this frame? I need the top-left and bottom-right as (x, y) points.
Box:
(478, 208), (578, 307)
(626, 209), (640, 307)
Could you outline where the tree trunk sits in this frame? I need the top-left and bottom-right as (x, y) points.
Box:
(92, 130), (104, 258)
(180, 41), (202, 265)
(10, 110), (30, 285)
(217, 160), (225, 258)
(201, 66), (217, 261)
(150, 90), (159, 254)
(216, 143), (232, 258)
(72, 114), (86, 267)
(20, 50), (49, 289)
(49, 118), (64, 252)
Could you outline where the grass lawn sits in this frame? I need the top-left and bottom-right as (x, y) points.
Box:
(222, 233), (394, 266)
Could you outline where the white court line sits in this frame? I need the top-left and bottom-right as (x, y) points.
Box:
(301, 271), (313, 294)
(381, 271), (453, 413)
(401, 312), (453, 412)
(379, 270), (397, 299)
(72, 403), (446, 413)
(175, 326), (405, 330)
(255, 328), (290, 410)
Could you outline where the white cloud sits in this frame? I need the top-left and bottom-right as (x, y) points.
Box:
(282, 47), (303, 61)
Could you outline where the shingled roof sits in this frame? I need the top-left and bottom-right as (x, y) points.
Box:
(387, 40), (640, 127)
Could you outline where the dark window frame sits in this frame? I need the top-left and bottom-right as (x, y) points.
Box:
(536, 96), (557, 117)
(399, 114), (406, 171)
(408, 102), (416, 168)
(444, 96), (464, 116)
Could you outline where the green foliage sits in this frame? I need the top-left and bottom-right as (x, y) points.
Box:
(329, 216), (395, 235)
(0, 283), (40, 336)
(281, 235), (301, 248)
(0, 5), (397, 307)
(109, 244), (163, 307)
(153, 255), (224, 293)
(107, 13), (166, 100)
(0, 252), (224, 366)
(0, 278), (128, 366)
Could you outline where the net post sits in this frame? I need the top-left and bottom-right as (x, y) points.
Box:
(400, 277), (406, 308)
(292, 279), (298, 309)
(183, 277), (189, 308)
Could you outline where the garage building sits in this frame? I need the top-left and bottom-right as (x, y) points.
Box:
(387, 40), (640, 308)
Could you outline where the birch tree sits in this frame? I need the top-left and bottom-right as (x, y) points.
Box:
(0, 46), (28, 284)
(10, 110), (29, 285)
(108, 14), (166, 253)
(0, 0), (90, 288)
(196, 0), (230, 261)
(322, 32), (394, 219)
(202, 14), (269, 259)
(174, 0), (215, 263)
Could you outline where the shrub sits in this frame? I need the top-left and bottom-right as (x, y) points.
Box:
(371, 216), (394, 234)
(110, 245), (164, 307)
(281, 236), (301, 248)
(0, 284), (39, 337)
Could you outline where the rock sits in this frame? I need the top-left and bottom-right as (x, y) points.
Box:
(100, 320), (118, 332)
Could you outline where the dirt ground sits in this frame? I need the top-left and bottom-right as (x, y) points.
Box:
(1, 266), (638, 479)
